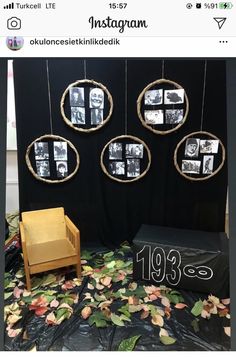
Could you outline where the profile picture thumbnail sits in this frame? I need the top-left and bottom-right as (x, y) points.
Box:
(6, 36), (24, 51)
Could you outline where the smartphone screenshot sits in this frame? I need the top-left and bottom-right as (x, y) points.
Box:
(1, 0), (236, 353)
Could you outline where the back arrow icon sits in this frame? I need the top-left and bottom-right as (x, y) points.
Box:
(214, 17), (227, 29)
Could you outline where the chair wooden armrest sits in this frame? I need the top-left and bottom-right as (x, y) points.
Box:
(20, 222), (31, 290)
(65, 215), (81, 277)
(65, 215), (80, 250)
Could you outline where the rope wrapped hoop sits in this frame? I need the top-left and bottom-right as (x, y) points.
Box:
(25, 134), (80, 184)
(137, 79), (189, 135)
(60, 79), (113, 133)
(100, 135), (151, 183)
(174, 131), (226, 181)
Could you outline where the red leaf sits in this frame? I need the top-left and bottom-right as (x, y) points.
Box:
(13, 286), (24, 299)
(62, 280), (76, 291)
(175, 303), (188, 309)
(35, 306), (48, 316)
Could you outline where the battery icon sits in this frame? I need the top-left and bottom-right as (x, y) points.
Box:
(219, 2), (233, 9)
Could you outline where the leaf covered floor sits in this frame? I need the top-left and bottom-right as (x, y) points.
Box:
(4, 243), (230, 351)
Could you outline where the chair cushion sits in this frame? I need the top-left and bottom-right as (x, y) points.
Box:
(22, 207), (67, 245)
(27, 239), (76, 265)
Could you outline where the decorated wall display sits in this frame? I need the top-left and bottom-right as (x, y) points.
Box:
(137, 62), (189, 135)
(101, 135), (151, 183)
(174, 131), (225, 181)
(26, 134), (80, 183)
(60, 73), (113, 133)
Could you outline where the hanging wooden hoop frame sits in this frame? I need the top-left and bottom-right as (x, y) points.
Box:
(25, 134), (80, 184)
(60, 79), (113, 133)
(137, 78), (189, 135)
(100, 135), (151, 183)
(174, 131), (226, 181)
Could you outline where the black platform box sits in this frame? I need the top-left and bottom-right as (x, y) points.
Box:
(132, 225), (229, 298)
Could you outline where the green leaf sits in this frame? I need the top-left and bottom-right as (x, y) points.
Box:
(170, 290), (182, 296)
(15, 269), (25, 279)
(4, 292), (13, 300)
(106, 261), (116, 269)
(166, 293), (184, 305)
(21, 296), (33, 304)
(55, 308), (69, 320)
(31, 277), (43, 290)
(41, 274), (57, 287)
(103, 251), (114, 259)
(118, 304), (131, 318)
(88, 311), (109, 328)
(118, 335), (141, 351)
(120, 314), (131, 322)
(110, 313), (125, 326)
(191, 300), (204, 317)
(45, 295), (58, 304)
(81, 250), (94, 260)
(60, 297), (74, 306)
(94, 293), (106, 302)
(160, 336), (176, 345)
(191, 319), (200, 333)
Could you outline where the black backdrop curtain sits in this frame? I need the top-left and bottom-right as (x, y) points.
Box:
(14, 59), (227, 249)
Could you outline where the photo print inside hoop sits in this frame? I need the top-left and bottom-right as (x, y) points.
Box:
(25, 61), (80, 184)
(174, 131), (225, 181)
(137, 61), (189, 135)
(174, 61), (226, 181)
(100, 135), (151, 183)
(60, 61), (113, 133)
(26, 134), (80, 184)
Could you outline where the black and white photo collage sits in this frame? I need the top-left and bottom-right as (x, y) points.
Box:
(182, 138), (219, 175)
(69, 87), (104, 126)
(108, 142), (144, 178)
(34, 141), (68, 178)
(144, 89), (184, 125)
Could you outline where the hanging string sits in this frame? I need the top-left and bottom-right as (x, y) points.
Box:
(125, 59), (128, 135)
(83, 59), (87, 79)
(200, 60), (207, 131)
(162, 59), (165, 78)
(46, 60), (53, 135)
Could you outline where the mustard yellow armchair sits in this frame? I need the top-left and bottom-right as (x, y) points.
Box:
(20, 207), (81, 290)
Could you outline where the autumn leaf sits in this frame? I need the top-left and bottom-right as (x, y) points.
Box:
(151, 314), (164, 327)
(224, 326), (231, 337)
(164, 307), (171, 319)
(13, 286), (24, 299)
(7, 327), (22, 338)
(201, 309), (211, 319)
(50, 299), (59, 308)
(81, 306), (92, 319)
(4, 292), (13, 300)
(149, 294), (158, 301)
(128, 282), (137, 291)
(100, 276), (112, 286)
(35, 306), (48, 316)
(7, 314), (22, 325)
(175, 303), (188, 309)
(221, 298), (230, 305)
(208, 295), (220, 306)
(62, 280), (76, 291)
(218, 308), (229, 317)
(87, 283), (95, 290)
(161, 297), (170, 308)
(110, 313), (125, 326)
(191, 300), (203, 317)
(41, 274), (57, 287)
(191, 319), (200, 333)
(140, 310), (149, 320)
(45, 311), (57, 325)
(160, 336), (176, 345)
(118, 335), (141, 351)
(159, 328), (169, 337)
